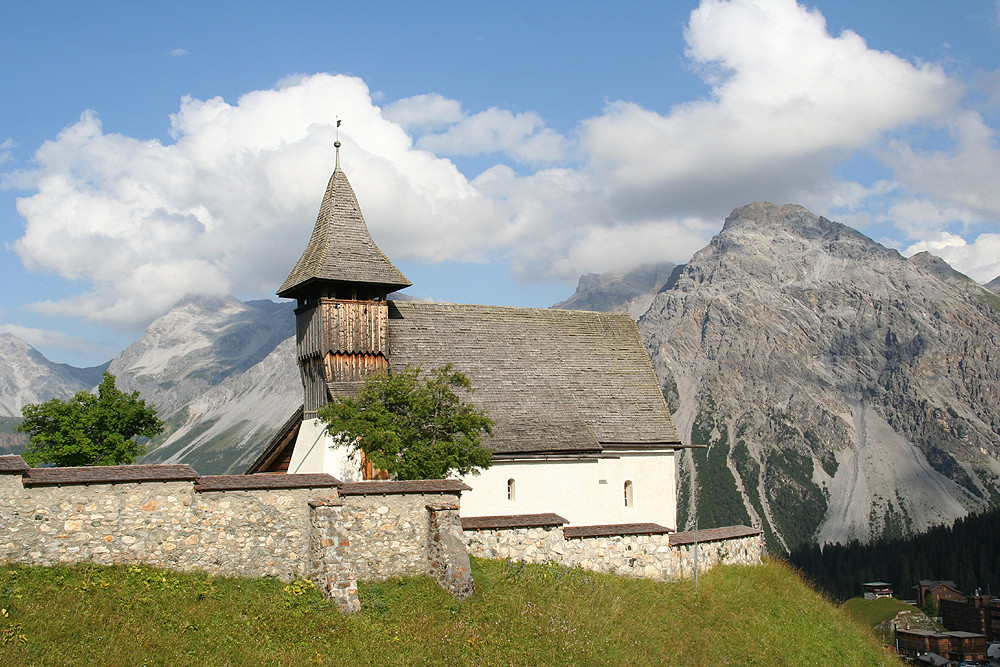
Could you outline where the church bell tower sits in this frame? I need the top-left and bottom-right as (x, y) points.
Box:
(277, 141), (411, 420)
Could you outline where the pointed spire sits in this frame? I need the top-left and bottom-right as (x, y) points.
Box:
(277, 143), (411, 300)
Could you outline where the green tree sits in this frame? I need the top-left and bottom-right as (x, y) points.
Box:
(921, 593), (938, 618)
(17, 372), (163, 467)
(318, 364), (493, 480)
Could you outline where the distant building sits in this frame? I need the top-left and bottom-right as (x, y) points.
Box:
(915, 580), (964, 609)
(940, 595), (1000, 642)
(862, 581), (893, 600)
(895, 628), (987, 663)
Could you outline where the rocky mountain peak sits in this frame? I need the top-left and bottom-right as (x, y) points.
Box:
(108, 296), (293, 415)
(553, 262), (676, 318)
(907, 251), (974, 285)
(640, 202), (1000, 551)
(713, 202), (898, 264)
(0, 332), (101, 417)
(678, 203), (901, 295)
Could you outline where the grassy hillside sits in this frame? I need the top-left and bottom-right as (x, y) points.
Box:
(0, 558), (896, 666)
(842, 596), (916, 628)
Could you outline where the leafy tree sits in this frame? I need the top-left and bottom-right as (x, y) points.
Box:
(318, 364), (493, 480)
(921, 593), (938, 618)
(18, 372), (163, 467)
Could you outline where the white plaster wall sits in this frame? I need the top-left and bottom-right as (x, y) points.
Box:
(460, 450), (676, 528)
(287, 421), (678, 529)
(287, 418), (364, 481)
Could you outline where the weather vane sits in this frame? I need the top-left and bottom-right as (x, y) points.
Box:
(335, 118), (342, 169)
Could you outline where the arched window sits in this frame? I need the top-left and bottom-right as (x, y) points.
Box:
(624, 480), (634, 508)
(507, 478), (516, 502)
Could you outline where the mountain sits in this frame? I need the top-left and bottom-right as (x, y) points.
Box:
(985, 276), (1000, 294)
(635, 203), (1000, 552)
(142, 336), (300, 474)
(98, 295), (295, 474)
(0, 297), (296, 468)
(4, 203), (998, 549)
(0, 332), (108, 417)
(552, 262), (676, 318)
(107, 295), (293, 416)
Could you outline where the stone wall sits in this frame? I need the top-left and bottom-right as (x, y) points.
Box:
(0, 456), (473, 611)
(463, 513), (763, 581)
(1, 456), (762, 611)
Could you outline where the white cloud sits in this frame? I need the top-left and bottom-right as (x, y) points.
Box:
(0, 138), (12, 166)
(580, 0), (958, 223)
(0, 323), (93, 352)
(903, 232), (1000, 283)
(12, 74), (506, 328)
(169, 48), (189, 57)
(6, 1), (998, 326)
(882, 112), (1000, 228)
(382, 94), (463, 132)
(385, 95), (568, 164)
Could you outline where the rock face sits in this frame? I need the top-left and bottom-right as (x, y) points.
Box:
(553, 262), (676, 318)
(102, 296), (297, 474)
(144, 336), (300, 474)
(108, 295), (293, 416)
(0, 333), (107, 418)
(637, 203), (1000, 551)
(0, 298), (298, 472)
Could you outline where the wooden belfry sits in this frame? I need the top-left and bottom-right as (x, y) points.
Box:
(277, 140), (411, 416)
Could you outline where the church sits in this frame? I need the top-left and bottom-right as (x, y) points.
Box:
(247, 143), (688, 529)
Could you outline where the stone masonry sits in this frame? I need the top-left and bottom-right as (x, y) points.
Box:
(1, 455), (763, 611)
(0, 456), (472, 612)
(427, 503), (475, 599)
(462, 513), (763, 581)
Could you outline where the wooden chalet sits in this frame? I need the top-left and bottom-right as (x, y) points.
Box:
(862, 581), (893, 600)
(940, 595), (1000, 642)
(915, 579), (965, 609)
(895, 628), (987, 663)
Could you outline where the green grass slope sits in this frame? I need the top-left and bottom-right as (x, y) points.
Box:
(841, 596), (915, 628)
(0, 559), (896, 666)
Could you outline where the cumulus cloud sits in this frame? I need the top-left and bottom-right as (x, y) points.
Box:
(385, 94), (568, 164)
(12, 74), (506, 328)
(382, 94), (463, 132)
(580, 0), (959, 222)
(903, 232), (1000, 283)
(882, 112), (1000, 229)
(6, 0), (998, 330)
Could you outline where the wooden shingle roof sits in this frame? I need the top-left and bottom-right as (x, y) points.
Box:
(277, 164), (411, 299)
(384, 301), (681, 454)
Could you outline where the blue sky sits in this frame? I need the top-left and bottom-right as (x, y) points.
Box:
(2, 0), (1000, 367)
